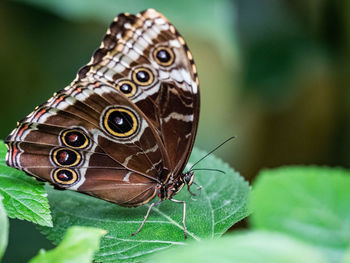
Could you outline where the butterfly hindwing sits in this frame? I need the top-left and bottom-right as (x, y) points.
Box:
(6, 80), (170, 206)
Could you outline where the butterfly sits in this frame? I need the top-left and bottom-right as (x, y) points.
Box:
(5, 9), (199, 238)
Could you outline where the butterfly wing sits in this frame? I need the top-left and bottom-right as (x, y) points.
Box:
(6, 9), (199, 206)
(77, 9), (200, 175)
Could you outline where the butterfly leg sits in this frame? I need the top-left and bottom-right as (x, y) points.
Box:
(188, 181), (202, 200)
(131, 200), (162, 237)
(170, 198), (187, 239)
(187, 184), (197, 197)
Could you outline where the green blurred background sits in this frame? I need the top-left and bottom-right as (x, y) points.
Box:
(1, 0), (349, 261)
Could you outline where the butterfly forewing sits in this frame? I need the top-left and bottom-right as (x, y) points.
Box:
(76, 9), (200, 174)
(6, 9), (199, 207)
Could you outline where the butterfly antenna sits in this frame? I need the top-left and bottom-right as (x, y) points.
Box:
(189, 136), (235, 171)
(190, 168), (226, 174)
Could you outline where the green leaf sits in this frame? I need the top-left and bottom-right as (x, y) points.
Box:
(145, 231), (326, 263)
(30, 226), (106, 263)
(0, 141), (52, 227)
(39, 148), (250, 262)
(343, 247), (350, 263)
(250, 166), (350, 263)
(0, 195), (9, 261)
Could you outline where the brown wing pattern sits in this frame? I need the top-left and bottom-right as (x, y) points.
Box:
(6, 9), (199, 206)
(6, 81), (168, 206)
(75, 9), (200, 174)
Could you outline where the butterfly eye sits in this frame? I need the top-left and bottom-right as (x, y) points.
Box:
(52, 168), (79, 186)
(116, 80), (137, 97)
(132, 67), (154, 86)
(153, 47), (175, 66)
(102, 107), (139, 138)
(52, 148), (82, 167)
(61, 129), (90, 149)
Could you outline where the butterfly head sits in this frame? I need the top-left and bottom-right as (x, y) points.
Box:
(183, 170), (195, 186)
(156, 170), (195, 200)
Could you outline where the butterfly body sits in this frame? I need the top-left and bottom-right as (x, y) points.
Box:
(5, 9), (199, 236)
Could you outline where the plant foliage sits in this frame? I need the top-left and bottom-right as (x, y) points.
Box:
(250, 166), (350, 263)
(38, 148), (250, 262)
(29, 226), (106, 263)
